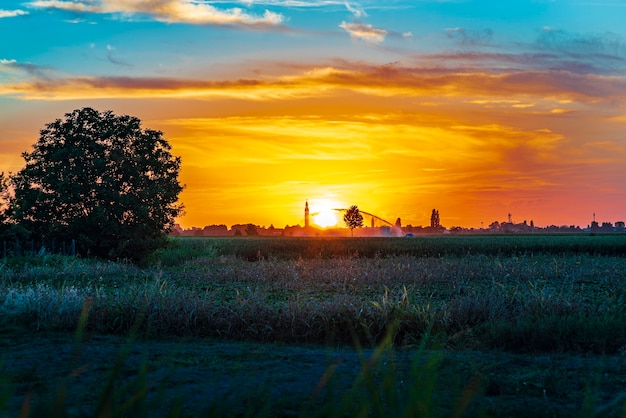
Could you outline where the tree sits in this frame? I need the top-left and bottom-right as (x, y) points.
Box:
(0, 172), (29, 243)
(245, 224), (259, 236)
(0, 172), (8, 238)
(10, 108), (184, 261)
(430, 209), (440, 229)
(343, 205), (363, 237)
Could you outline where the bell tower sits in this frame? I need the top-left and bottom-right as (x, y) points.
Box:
(305, 201), (310, 228)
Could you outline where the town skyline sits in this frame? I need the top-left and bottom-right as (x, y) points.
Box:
(173, 201), (626, 237)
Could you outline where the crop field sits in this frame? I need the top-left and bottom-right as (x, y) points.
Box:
(1, 235), (626, 417)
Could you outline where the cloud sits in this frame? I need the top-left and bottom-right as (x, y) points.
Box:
(294, 62), (626, 103)
(26, 0), (285, 27)
(420, 28), (626, 75)
(445, 27), (493, 47)
(218, 0), (362, 7)
(64, 17), (88, 23)
(0, 9), (28, 18)
(532, 28), (626, 74)
(26, 1), (95, 12)
(345, 2), (366, 18)
(2, 58), (625, 110)
(106, 44), (132, 68)
(0, 59), (54, 79)
(418, 48), (626, 76)
(340, 22), (387, 43)
(537, 27), (626, 56)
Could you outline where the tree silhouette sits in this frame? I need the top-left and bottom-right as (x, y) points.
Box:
(245, 224), (259, 236)
(9, 108), (184, 262)
(430, 209), (440, 229)
(0, 172), (9, 238)
(343, 205), (364, 237)
(0, 172), (29, 242)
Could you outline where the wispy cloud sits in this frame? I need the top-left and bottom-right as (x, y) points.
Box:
(106, 44), (132, 68)
(0, 59), (54, 80)
(212, 0), (361, 8)
(164, 116), (377, 162)
(26, 0), (285, 27)
(0, 9), (28, 18)
(445, 27), (493, 47)
(431, 27), (626, 75)
(345, 2), (366, 18)
(419, 49), (626, 76)
(340, 22), (387, 43)
(220, 1), (413, 10)
(26, 1), (94, 12)
(337, 2), (412, 44)
(537, 27), (626, 56)
(2, 59), (626, 104)
(533, 27), (626, 73)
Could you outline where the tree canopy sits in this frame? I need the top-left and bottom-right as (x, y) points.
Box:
(343, 205), (364, 237)
(430, 209), (441, 229)
(10, 108), (184, 261)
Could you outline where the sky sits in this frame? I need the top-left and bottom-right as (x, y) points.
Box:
(1, 0), (626, 230)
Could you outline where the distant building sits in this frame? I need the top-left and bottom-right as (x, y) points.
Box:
(304, 201), (310, 228)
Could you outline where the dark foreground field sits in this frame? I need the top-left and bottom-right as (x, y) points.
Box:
(2, 235), (626, 417)
(3, 332), (626, 417)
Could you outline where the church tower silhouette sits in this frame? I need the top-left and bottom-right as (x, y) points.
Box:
(305, 201), (310, 228)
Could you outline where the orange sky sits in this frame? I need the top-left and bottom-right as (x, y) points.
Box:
(2, 1), (626, 229)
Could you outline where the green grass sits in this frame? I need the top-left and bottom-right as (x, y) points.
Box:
(2, 235), (626, 416)
(165, 235), (626, 261)
(2, 236), (626, 352)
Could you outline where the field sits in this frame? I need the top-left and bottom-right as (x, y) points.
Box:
(1, 235), (626, 417)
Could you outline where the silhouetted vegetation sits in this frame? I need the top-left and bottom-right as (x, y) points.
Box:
(343, 205), (364, 236)
(0, 172), (10, 239)
(5, 108), (183, 262)
(164, 234), (626, 261)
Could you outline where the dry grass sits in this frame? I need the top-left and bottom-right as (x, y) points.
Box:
(2, 239), (626, 353)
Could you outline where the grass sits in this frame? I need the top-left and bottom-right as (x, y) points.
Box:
(1, 235), (626, 416)
(3, 241), (625, 352)
(163, 235), (626, 261)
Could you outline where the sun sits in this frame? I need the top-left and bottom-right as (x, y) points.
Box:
(313, 207), (338, 228)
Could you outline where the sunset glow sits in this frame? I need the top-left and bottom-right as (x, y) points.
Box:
(313, 208), (339, 229)
(2, 1), (626, 229)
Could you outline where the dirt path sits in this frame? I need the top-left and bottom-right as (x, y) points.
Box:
(2, 332), (625, 417)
